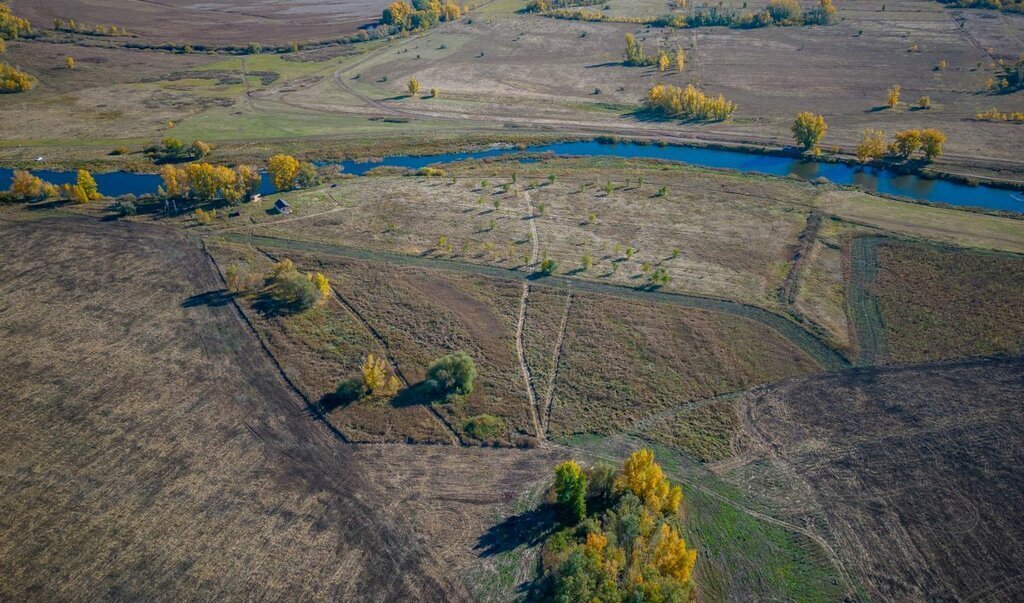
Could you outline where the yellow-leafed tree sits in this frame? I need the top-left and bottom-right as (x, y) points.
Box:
(619, 448), (683, 515)
(267, 154), (300, 191)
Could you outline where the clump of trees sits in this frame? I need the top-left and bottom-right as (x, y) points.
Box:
(538, 450), (697, 601)
(985, 55), (1024, 92)
(0, 61), (34, 92)
(855, 128), (947, 162)
(261, 258), (330, 312)
(160, 163), (262, 203)
(791, 112), (828, 155)
(426, 351), (476, 400)
(523, 0), (603, 12)
(936, 0), (1024, 15)
(645, 83), (736, 121)
(147, 138), (212, 162)
(7, 170), (59, 201)
(0, 3), (31, 41)
(623, 34), (687, 71)
(975, 107), (1024, 123)
(381, 0), (463, 34)
(267, 154), (319, 191)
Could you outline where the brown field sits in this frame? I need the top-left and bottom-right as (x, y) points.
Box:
(872, 239), (1024, 362)
(740, 356), (1024, 601)
(549, 292), (820, 437)
(8, 0), (388, 45)
(0, 215), (563, 600)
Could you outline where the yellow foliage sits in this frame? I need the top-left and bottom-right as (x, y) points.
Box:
(855, 128), (886, 163)
(361, 353), (401, 397)
(919, 128), (946, 160)
(791, 112), (827, 154)
(65, 56), (74, 69)
(267, 154), (300, 191)
(75, 169), (100, 200)
(657, 50), (670, 72)
(0, 3), (31, 40)
(0, 61), (34, 93)
(407, 77), (421, 95)
(889, 129), (921, 158)
(646, 83), (735, 121)
(9, 170), (42, 199)
(62, 183), (89, 204)
(651, 523), (697, 583)
(309, 271), (330, 299)
(975, 108), (1024, 123)
(674, 48), (685, 72)
(619, 449), (683, 515)
(585, 531), (608, 553)
(886, 84), (900, 109)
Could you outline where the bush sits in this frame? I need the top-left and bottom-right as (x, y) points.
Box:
(426, 351), (476, 399)
(464, 414), (506, 440)
(540, 257), (557, 274)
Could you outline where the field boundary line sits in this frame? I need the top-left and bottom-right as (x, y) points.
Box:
(197, 239), (351, 444)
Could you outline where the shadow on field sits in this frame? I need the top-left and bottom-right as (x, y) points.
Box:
(474, 503), (558, 558)
(389, 382), (438, 408)
(182, 289), (235, 308)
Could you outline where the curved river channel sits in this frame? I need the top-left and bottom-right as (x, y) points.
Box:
(3, 140), (1022, 213)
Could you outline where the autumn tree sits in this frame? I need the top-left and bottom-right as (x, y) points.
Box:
(657, 49), (670, 72)
(0, 61), (35, 92)
(65, 56), (75, 69)
(0, 3), (31, 40)
(791, 112), (827, 155)
(855, 128), (886, 162)
(919, 128), (946, 160)
(77, 169), (100, 200)
(9, 170), (43, 200)
(361, 353), (401, 398)
(674, 48), (686, 72)
(886, 84), (901, 109)
(767, 0), (803, 23)
(407, 77), (421, 96)
(619, 448), (683, 515)
(888, 129), (921, 158)
(554, 460), (588, 523)
(190, 139), (211, 158)
(235, 164), (262, 200)
(62, 183), (89, 204)
(267, 154), (300, 191)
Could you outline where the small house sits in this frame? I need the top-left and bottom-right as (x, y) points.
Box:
(274, 198), (292, 214)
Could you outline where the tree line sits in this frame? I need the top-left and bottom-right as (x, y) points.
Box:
(645, 83), (736, 121)
(0, 2), (33, 92)
(540, 0), (836, 29)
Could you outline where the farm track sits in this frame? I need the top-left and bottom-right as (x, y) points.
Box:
(251, 245), (462, 445)
(847, 236), (888, 366)
(516, 188), (545, 440)
(214, 232), (851, 371)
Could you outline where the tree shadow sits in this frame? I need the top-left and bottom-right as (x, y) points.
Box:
(864, 105), (889, 113)
(182, 289), (235, 308)
(389, 381), (439, 408)
(474, 503), (559, 558)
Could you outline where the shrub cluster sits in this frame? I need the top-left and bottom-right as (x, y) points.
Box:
(646, 83), (736, 121)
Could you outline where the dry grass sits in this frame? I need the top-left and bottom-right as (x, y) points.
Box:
(872, 240), (1024, 363)
(549, 291), (821, 437)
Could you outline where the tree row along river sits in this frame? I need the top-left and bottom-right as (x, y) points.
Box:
(4, 140), (1023, 213)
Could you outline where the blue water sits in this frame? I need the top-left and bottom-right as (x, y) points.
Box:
(4, 140), (1022, 212)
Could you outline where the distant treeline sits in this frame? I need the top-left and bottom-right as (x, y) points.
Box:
(537, 0), (837, 29)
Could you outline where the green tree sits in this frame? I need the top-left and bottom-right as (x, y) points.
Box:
(427, 351), (476, 398)
(555, 460), (588, 523)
